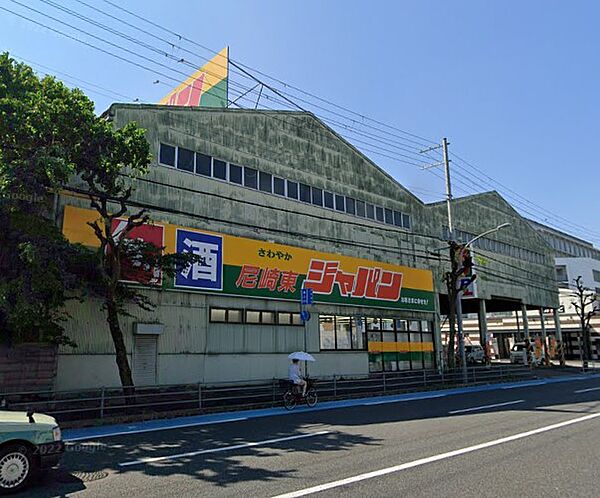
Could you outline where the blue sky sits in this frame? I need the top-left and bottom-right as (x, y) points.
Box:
(2, 0), (598, 244)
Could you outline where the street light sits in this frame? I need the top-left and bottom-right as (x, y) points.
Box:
(465, 223), (511, 248)
(456, 222), (511, 382)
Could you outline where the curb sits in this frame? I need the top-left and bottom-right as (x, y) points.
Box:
(64, 372), (600, 442)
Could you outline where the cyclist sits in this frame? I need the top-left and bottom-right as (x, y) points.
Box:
(288, 359), (307, 397)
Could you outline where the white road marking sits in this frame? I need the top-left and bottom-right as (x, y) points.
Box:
(363, 393), (447, 406)
(575, 386), (600, 394)
(65, 417), (249, 442)
(448, 399), (525, 414)
(119, 430), (331, 467)
(271, 412), (600, 498)
(501, 381), (547, 389)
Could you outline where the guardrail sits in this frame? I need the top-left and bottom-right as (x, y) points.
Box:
(1, 365), (535, 424)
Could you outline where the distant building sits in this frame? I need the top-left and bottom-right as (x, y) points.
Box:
(454, 220), (600, 361)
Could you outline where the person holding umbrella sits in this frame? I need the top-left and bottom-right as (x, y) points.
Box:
(288, 352), (315, 397)
(288, 359), (307, 397)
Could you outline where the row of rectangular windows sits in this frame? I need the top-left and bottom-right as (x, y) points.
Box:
(443, 226), (547, 265)
(318, 316), (434, 352)
(159, 143), (412, 230)
(546, 234), (600, 260)
(210, 308), (304, 326)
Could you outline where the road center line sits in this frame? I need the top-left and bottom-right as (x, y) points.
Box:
(118, 430), (331, 467)
(363, 393), (447, 406)
(271, 412), (600, 498)
(448, 399), (524, 414)
(575, 386), (600, 394)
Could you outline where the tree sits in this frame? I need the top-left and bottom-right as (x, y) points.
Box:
(78, 115), (200, 392)
(571, 276), (597, 362)
(2, 53), (197, 390)
(0, 52), (97, 346)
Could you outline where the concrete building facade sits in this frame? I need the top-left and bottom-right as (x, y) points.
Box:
(55, 104), (559, 390)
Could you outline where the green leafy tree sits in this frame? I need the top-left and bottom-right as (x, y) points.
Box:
(1, 53), (197, 390)
(0, 52), (97, 345)
(79, 123), (199, 391)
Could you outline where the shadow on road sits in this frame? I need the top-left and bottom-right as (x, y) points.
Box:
(23, 379), (600, 497)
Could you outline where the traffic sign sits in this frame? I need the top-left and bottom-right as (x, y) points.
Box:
(301, 287), (314, 305)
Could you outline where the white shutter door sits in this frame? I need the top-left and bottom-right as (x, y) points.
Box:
(133, 336), (157, 386)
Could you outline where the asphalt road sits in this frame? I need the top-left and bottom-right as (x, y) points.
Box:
(27, 376), (600, 497)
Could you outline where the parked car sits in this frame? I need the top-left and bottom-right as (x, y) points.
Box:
(510, 343), (528, 364)
(510, 342), (544, 366)
(0, 410), (64, 493)
(465, 344), (485, 364)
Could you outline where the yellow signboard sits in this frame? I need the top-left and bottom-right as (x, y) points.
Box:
(62, 205), (435, 311)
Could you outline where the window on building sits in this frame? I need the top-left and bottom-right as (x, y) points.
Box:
(244, 167), (258, 189)
(324, 191), (334, 209)
(299, 183), (311, 203)
(159, 143), (176, 167)
(593, 270), (600, 282)
(245, 310), (276, 324)
(384, 208), (393, 225)
(555, 265), (568, 283)
(196, 153), (211, 176)
(356, 200), (366, 217)
(393, 210), (402, 227)
(319, 315), (366, 351)
(277, 312), (303, 326)
(335, 194), (345, 212)
(335, 316), (353, 349)
(346, 197), (356, 215)
(375, 206), (384, 222)
(287, 180), (299, 200)
(312, 187), (323, 206)
(402, 214), (411, 230)
(229, 164), (243, 184)
(213, 159), (227, 180)
(366, 203), (375, 220)
(259, 171), (272, 193)
(319, 316), (336, 350)
(177, 147), (195, 172)
(273, 177), (286, 196)
(366, 317), (434, 373)
(210, 308), (243, 323)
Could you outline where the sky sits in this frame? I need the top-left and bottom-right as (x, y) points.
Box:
(2, 0), (599, 244)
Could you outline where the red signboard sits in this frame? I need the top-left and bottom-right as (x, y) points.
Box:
(110, 219), (164, 285)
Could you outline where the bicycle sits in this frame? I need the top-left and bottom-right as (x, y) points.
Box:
(282, 378), (318, 410)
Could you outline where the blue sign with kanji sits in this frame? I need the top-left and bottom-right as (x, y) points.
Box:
(301, 287), (314, 305)
(175, 229), (223, 290)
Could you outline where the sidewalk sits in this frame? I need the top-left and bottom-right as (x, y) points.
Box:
(63, 371), (600, 442)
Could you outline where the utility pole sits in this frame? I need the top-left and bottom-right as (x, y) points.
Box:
(442, 137), (453, 236)
(421, 138), (467, 381)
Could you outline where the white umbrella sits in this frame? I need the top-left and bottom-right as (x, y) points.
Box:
(288, 351), (316, 362)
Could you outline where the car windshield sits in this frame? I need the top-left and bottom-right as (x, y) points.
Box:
(512, 344), (524, 351)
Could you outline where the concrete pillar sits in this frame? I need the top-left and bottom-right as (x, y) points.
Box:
(553, 308), (565, 366)
(553, 308), (563, 342)
(539, 308), (548, 365)
(521, 304), (530, 340)
(478, 299), (489, 363)
(433, 293), (444, 373)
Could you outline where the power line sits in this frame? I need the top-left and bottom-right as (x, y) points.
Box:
(7, 2), (597, 246)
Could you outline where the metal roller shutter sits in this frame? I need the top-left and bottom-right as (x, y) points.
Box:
(133, 335), (157, 386)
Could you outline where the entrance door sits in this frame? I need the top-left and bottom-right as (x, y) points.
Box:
(133, 335), (158, 386)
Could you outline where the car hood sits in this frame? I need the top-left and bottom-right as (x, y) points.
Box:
(0, 410), (57, 426)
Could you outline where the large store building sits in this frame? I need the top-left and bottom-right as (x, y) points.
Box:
(55, 104), (559, 390)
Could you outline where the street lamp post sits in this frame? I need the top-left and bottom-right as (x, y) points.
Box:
(455, 223), (511, 383)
